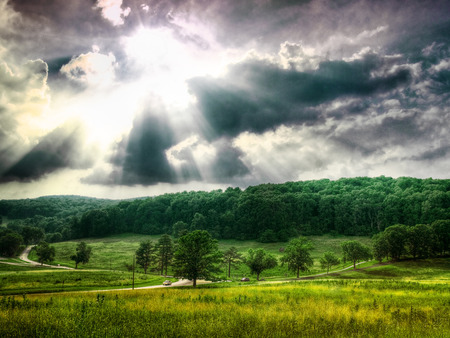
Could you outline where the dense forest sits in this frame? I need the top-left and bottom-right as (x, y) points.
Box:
(1, 177), (449, 246)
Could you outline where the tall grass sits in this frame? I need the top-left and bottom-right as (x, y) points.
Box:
(0, 280), (448, 337)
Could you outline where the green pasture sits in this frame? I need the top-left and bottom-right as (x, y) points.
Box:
(27, 234), (373, 279)
(0, 269), (175, 295)
(1, 279), (448, 337)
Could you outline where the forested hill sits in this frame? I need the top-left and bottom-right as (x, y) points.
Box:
(0, 195), (117, 219)
(1, 177), (449, 242)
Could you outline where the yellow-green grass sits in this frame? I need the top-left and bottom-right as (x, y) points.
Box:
(28, 234), (372, 279)
(0, 269), (176, 295)
(320, 258), (450, 281)
(1, 280), (448, 337)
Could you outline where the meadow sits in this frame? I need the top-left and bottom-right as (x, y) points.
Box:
(0, 279), (448, 337)
(27, 233), (373, 279)
(0, 269), (175, 295)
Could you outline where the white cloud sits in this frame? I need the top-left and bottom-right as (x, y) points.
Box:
(60, 49), (117, 86)
(95, 0), (131, 26)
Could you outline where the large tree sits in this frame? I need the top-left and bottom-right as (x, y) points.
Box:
(319, 251), (340, 274)
(70, 241), (92, 269)
(173, 230), (222, 287)
(35, 241), (55, 265)
(223, 246), (243, 278)
(136, 240), (156, 274)
(245, 248), (277, 281)
(341, 240), (372, 269)
(281, 237), (314, 278)
(157, 234), (174, 276)
(0, 230), (23, 257)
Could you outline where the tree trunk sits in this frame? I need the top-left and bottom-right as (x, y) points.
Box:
(297, 267), (300, 279)
(228, 262), (231, 278)
(257, 273), (260, 281)
(353, 261), (356, 269)
(164, 264), (168, 277)
(193, 278), (197, 288)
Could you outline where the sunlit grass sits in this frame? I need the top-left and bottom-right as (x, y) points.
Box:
(0, 280), (448, 337)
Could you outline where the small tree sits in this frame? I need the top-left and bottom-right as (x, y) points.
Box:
(341, 240), (372, 269)
(35, 241), (55, 265)
(157, 234), (174, 276)
(245, 248), (277, 281)
(223, 246), (243, 278)
(319, 251), (340, 274)
(173, 230), (222, 287)
(281, 237), (314, 278)
(136, 240), (156, 274)
(70, 241), (92, 269)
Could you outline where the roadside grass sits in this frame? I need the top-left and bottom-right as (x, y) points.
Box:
(0, 269), (176, 295)
(1, 279), (448, 337)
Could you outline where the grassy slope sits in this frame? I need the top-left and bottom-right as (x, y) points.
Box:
(28, 233), (372, 279)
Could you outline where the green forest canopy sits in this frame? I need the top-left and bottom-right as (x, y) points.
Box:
(1, 176), (449, 242)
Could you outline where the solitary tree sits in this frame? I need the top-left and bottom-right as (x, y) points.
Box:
(319, 251), (340, 274)
(341, 240), (372, 269)
(223, 246), (243, 278)
(245, 248), (277, 281)
(173, 230), (222, 287)
(136, 240), (156, 274)
(157, 234), (174, 276)
(281, 237), (314, 278)
(35, 241), (55, 265)
(70, 241), (92, 269)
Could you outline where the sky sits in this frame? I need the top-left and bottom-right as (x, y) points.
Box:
(0, 0), (449, 199)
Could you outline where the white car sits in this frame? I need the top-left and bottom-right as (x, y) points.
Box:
(163, 280), (172, 286)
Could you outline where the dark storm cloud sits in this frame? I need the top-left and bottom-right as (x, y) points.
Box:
(108, 110), (176, 185)
(410, 145), (450, 162)
(210, 140), (250, 182)
(189, 54), (411, 138)
(0, 124), (89, 182)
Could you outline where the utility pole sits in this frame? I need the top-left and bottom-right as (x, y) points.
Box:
(132, 255), (135, 290)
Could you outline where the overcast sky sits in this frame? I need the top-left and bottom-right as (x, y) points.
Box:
(0, 0), (449, 199)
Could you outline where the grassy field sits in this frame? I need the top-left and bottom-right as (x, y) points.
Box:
(27, 233), (373, 279)
(0, 269), (176, 295)
(0, 279), (448, 337)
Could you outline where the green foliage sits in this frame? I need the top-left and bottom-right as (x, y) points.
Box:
(245, 248), (277, 280)
(281, 237), (314, 278)
(319, 251), (340, 273)
(222, 246), (243, 278)
(21, 226), (44, 245)
(35, 241), (55, 265)
(0, 230), (23, 257)
(173, 230), (222, 287)
(156, 234), (174, 276)
(431, 220), (450, 255)
(70, 242), (92, 269)
(135, 240), (156, 274)
(341, 240), (372, 269)
(1, 177), (450, 242)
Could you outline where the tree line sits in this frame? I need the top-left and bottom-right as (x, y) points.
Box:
(70, 176), (449, 241)
(1, 177), (449, 244)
